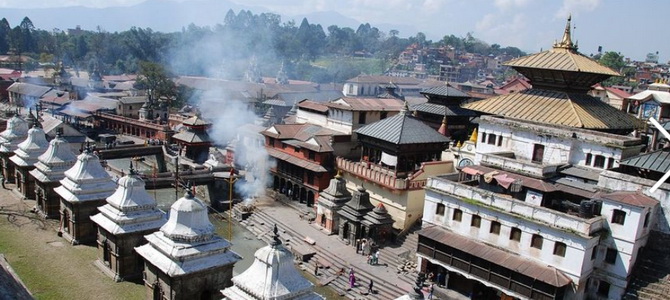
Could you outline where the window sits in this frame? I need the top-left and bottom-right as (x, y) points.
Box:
(282, 143), (287, 149)
(605, 248), (617, 265)
(591, 247), (597, 260)
(531, 234), (543, 249)
(597, 281), (610, 297)
(308, 151), (316, 160)
(553, 242), (567, 257)
(358, 112), (367, 124)
(497, 136), (503, 146)
(594, 155), (606, 168)
(510, 227), (521, 242)
(532, 144), (544, 163)
(612, 209), (626, 225)
(585, 153), (592, 166)
(487, 134), (496, 145)
(380, 111), (388, 119)
(481, 132), (487, 143)
(607, 157), (615, 169)
(294, 147), (300, 153)
(644, 211), (651, 228)
(268, 137), (275, 147)
(452, 209), (462, 222)
(490, 221), (501, 235)
(436, 203), (445, 216)
(471, 215), (481, 228)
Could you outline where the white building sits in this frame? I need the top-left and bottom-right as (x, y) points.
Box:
(221, 225), (324, 300)
(9, 124), (49, 199)
(0, 114), (29, 182)
(135, 188), (241, 300)
(30, 133), (78, 218)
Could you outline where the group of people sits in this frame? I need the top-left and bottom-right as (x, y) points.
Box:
(347, 268), (375, 295)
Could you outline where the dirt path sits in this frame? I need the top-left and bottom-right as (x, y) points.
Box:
(0, 184), (144, 300)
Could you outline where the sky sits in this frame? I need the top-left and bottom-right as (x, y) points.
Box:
(0, 0), (666, 62)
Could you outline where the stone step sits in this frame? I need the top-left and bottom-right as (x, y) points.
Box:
(248, 209), (410, 299)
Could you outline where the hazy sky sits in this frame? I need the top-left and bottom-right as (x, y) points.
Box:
(0, 0), (666, 62)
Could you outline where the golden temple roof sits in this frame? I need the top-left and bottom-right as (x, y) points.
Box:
(503, 16), (620, 77)
(462, 89), (641, 130)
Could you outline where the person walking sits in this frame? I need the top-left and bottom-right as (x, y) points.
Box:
(349, 271), (356, 289)
(314, 261), (319, 276)
(428, 283), (434, 300)
(373, 250), (380, 265)
(361, 239), (367, 256)
(368, 279), (374, 294)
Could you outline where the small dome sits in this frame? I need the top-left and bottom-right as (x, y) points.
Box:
(107, 170), (157, 212)
(160, 190), (214, 242)
(37, 135), (77, 164)
(373, 202), (388, 214)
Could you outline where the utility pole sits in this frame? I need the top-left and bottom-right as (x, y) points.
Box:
(226, 168), (237, 240)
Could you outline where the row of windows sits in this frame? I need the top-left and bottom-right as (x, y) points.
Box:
(442, 206), (567, 257)
(585, 153), (615, 169)
(480, 132), (503, 146)
(611, 209), (650, 228)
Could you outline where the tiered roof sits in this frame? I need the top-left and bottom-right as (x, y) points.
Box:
(221, 225), (324, 300)
(135, 189), (241, 276)
(0, 114), (29, 153)
(9, 125), (49, 167)
(355, 102), (451, 144)
(91, 165), (166, 235)
(316, 172), (352, 209)
(30, 134), (78, 183)
(54, 148), (117, 203)
(362, 203), (394, 227)
(463, 16), (639, 132)
(339, 186), (374, 221)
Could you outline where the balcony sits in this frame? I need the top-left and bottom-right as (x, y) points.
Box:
(336, 157), (453, 190)
(479, 152), (562, 179)
(426, 176), (605, 237)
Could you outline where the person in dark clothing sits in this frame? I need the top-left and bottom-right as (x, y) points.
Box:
(368, 279), (374, 294)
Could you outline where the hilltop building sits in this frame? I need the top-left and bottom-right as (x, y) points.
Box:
(135, 188), (241, 300)
(90, 164), (166, 281)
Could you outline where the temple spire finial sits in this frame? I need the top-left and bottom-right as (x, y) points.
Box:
(271, 224), (282, 247)
(554, 14), (576, 50)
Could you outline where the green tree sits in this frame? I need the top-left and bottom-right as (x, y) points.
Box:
(135, 61), (178, 106)
(599, 51), (625, 86)
(0, 18), (10, 54)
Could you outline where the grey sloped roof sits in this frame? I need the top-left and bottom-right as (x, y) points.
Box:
(420, 85), (469, 98)
(7, 82), (51, 97)
(619, 148), (670, 174)
(275, 90), (343, 103)
(412, 102), (479, 117)
(355, 111), (451, 145)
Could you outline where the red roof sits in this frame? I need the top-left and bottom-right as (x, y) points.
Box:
(605, 87), (632, 99)
(597, 191), (658, 208)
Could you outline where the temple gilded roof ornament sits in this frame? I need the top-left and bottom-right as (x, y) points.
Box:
(553, 14), (577, 51)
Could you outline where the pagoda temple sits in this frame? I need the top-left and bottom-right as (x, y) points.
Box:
(55, 146), (117, 245)
(314, 171), (352, 235)
(221, 225), (324, 300)
(412, 84), (479, 142)
(135, 187), (241, 300)
(9, 124), (48, 199)
(91, 163), (166, 281)
(0, 113), (29, 183)
(30, 132), (78, 218)
(171, 115), (213, 163)
(463, 16), (640, 134)
(338, 186), (374, 245)
(361, 202), (394, 245)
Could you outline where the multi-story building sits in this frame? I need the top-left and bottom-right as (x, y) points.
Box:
(411, 84), (479, 142)
(418, 17), (651, 300)
(338, 102), (453, 231)
(263, 123), (348, 207)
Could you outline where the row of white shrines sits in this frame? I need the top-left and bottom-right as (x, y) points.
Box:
(0, 111), (326, 300)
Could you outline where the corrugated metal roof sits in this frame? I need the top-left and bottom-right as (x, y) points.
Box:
(172, 130), (212, 144)
(420, 85), (470, 98)
(619, 148), (670, 174)
(355, 111), (450, 145)
(504, 47), (619, 76)
(275, 90), (343, 103)
(462, 89), (640, 130)
(7, 82), (51, 97)
(595, 191), (658, 208)
(412, 102), (479, 117)
(325, 97), (405, 111)
(298, 100), (329, 113)
(418, 226), (572, 287)
(182, 116), (211, 126)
